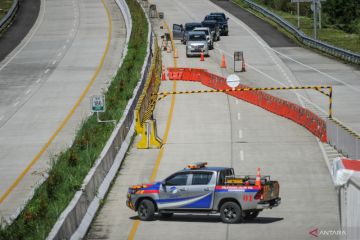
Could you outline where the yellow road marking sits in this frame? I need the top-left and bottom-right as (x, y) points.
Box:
(127, 20), (177, 240)
(0, 0), (113, 205)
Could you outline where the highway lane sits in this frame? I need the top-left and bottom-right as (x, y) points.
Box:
(211, 0), (360, 134)
(0, 0), (40, 62)
(87, 0), (339, 239)
(0, 0), (126, 221)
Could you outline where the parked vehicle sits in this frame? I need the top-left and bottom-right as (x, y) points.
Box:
(201, 20), (220, 41)
(185, 31), (209, 57)
(171, 22), (202, 44)
(126, 162), (281, 223)
(193, 27), (213, 49)
(205, 14), (229, 36)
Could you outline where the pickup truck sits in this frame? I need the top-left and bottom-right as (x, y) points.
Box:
(126, 163), (281, 223)
(204, 14), (228, 36)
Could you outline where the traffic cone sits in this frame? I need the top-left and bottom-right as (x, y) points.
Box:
(161, 65), (166, 81)
(220, 54), (227, 68)
(200, 50), (205, 61)
(241, 57), (246, 72)
(255, 167), (261, 187)
(174, 48), (178, 58)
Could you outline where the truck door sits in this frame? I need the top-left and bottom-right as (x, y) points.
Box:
(181, 171), (215, 209)
(158, 172), (191, 209)
(172, 24), (184, 40)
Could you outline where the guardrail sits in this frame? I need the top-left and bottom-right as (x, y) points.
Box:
(339, 176), (360, 240)
(0, 0), (19, 35)
(327, 118), (360, 159)
(47, 0), (153, 239)
(241, 0), (360, 64)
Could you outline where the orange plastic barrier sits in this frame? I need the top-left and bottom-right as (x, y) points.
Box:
(165, 68), (327, 142)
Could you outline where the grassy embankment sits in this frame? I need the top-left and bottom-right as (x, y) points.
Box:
(0, 0), (148, 239)
(0, 0), (14, 19)
(234, 0), (360, 53)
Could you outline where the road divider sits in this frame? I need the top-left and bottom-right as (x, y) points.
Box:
(164, 68), (328, 142)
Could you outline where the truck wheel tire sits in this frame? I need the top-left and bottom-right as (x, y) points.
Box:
(159, 213), (173, 218)
(244, 210), (260, 220)
(137, 199), (155, 221)
(220, 202), (242, 224)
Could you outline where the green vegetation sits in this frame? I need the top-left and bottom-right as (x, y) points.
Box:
(238, 0), (360, 53)
(0, 0), (148, 239)
(0, 0), (14, 19)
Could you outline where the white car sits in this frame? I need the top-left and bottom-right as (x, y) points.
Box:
(193, 27), (214, 49)
(186, 31), (209, 57)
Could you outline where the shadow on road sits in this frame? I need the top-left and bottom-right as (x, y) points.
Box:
(130, 215), (284, 224)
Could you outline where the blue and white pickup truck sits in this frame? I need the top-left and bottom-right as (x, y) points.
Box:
(126, 163), (280, 223)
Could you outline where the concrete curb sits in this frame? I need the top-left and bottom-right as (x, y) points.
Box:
(0, 0), (19, 34)
(47, 0), (152, 239)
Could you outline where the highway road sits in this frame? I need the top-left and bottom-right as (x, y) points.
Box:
(87, 0), (343, 239)
(0, 0), (126, 221)
(212, 0), (360, 133)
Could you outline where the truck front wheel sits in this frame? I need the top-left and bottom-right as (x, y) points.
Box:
(243, 210), (260, 220)
(220, 201), (242, 224)
(137, 199), (155, 221)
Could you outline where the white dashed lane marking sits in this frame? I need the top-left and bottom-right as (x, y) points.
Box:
(240, 150), (244, 161)
(237, 112), (241, 120)
(44, 69), (50, 74)
(25, 89), (31, 95)
(238, 129), (243, 139)
(13, 101), (20, 107)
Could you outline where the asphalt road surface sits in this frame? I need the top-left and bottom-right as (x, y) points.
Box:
(0, 0), (40, 62)
(86, 0), (340, 239)
(0, 0), (126, 222)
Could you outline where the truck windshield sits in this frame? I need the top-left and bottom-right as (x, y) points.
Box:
(205, 15), (225, 22)
(189, 34), (206, 41)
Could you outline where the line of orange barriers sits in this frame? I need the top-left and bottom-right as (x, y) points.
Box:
(167, 67), (327, 142)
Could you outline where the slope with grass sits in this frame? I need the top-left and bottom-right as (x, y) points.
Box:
(239, 0), (360, 53)
(0, 0), (148, 239)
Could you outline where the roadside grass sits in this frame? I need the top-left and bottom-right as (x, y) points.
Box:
(0, 0), (13, 19)
(0, 0), (148, 239)
(235, 0), (360, 53)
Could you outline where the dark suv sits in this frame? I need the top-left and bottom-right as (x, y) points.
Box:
(201, 20), (220, 41)
(204, 14), (229, 36)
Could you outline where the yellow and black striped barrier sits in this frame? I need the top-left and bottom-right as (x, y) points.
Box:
(134, 35), (163, 149)
(155, 85), (334, 118)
